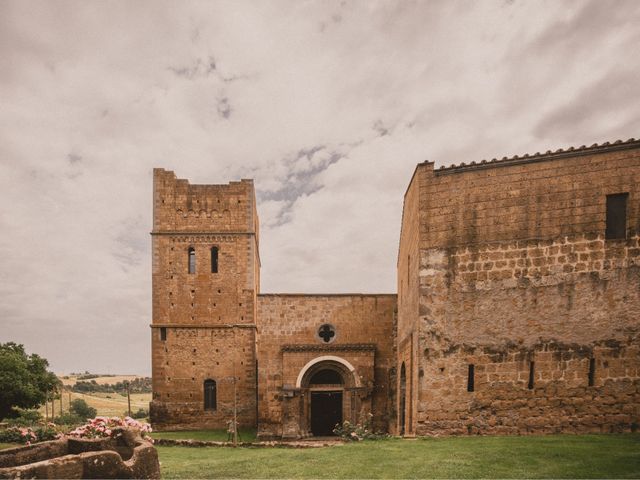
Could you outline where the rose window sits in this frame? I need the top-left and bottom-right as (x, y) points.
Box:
(317, 324), (336, 344)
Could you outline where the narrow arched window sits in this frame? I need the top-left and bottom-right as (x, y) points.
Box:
(211, 247), (219, 273)
(188, 247), (196, 274)
(588, 358), (596, 387)
(204, 379), (216, 410)
(467, 364), (475, 392)
(527, 361), (535, 390)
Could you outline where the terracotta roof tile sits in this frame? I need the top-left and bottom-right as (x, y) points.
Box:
(437, 137), (638, 173)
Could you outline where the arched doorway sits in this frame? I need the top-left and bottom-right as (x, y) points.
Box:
(297, 356), (361, 437)
(309, 369), (343, 436)
(400, 362), (406, 435)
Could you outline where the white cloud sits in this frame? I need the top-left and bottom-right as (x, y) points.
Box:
(1, 0), (639, 373)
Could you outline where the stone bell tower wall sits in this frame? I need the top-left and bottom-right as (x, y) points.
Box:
(150, 168), (260, 430)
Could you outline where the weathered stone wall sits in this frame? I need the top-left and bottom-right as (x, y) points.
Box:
(150, 325), (257, 429)
(150, 169), (259, 429)
(406, 141), (640, 435)
(256, 294), (396, 438)
(397, 171), (421, 435)
(417, 235), (640, 435)
(419, 143), (640, 248)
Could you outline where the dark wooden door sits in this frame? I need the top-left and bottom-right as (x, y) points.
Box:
(310, 391), (342, 436)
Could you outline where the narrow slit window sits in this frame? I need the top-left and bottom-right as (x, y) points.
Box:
(188, 247), (196, 274)
(204, 379), (217, 410)
(467, 364), (475, 392)
(211, 247), (219, 273)
(527, 361), (535, 390)
(605, 193), (628, 239)
(588, 358), (596, 387)
(160, 327), (167, 341)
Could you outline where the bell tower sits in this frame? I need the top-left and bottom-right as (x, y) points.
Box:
(150, 168), (260, 429)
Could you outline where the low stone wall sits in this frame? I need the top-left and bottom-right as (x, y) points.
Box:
(0, 429), (159, 479)
(153, 438), (343, 448)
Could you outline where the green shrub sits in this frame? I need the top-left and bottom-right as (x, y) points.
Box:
(69, 399), (96, 420)
(0, 424), (60, 444)
(130, 408), (148, 419)
(333, 413), (388, 441)
(5, 408), (42, 426)
(54, 412), (83, 426)
(32, 424), (60, 442)
(0, 428), (24, 443)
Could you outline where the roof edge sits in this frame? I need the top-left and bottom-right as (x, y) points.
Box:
(435, 137), (639, 175)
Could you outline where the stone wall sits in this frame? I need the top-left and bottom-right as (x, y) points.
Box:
(397, 168), (421, 435)
(256, 294), (396, 438)
(400, 140), (640, 435)
(150, 169), (259, 429)
(419, 142), (640, 249)
(150, 325), (257, 429)
(417, 235), (640, 435)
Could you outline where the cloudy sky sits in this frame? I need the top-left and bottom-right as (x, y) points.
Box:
(1, 0), (639, 374)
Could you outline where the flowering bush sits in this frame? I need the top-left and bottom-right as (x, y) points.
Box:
(332, 413), (387, 441)
(0, 423), (62, 445)
(68, 416), (153, 443)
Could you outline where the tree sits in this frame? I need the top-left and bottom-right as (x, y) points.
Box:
(69, 398), (97, 420)
(0, 342), (58, 420)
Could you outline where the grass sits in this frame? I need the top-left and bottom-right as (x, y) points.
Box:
(156, 434), (640, 479)
(152, 429), (257, 442)
(0, 443), (19, 451)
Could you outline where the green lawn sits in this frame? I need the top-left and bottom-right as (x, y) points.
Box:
(157, 434), (640, 479)
(0, 443), (19, 450)
(152, 428), (257, 442)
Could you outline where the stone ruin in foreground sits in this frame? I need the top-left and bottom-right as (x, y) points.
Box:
(0, 429), (159, 479)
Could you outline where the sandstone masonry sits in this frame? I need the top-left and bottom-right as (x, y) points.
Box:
(398, 139), (640, 435)
(151, 138), (640, 437)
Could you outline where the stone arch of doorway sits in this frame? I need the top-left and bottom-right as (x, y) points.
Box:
(296, 356), (361, 388)
(297, 356), (361, 437)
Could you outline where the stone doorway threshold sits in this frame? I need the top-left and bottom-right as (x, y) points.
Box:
(294, 436), (343, 442)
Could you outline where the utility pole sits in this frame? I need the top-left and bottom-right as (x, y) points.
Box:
(125, 381), (131, 417)
(59, 390), (63, 415)
(44, 389), (48, 422)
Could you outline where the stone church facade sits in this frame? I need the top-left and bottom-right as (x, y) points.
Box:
(150, 138), (640, 438)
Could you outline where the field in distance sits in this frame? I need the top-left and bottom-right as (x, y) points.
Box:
(41, 374), (151, 419)
(60, 374), (143, 386)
